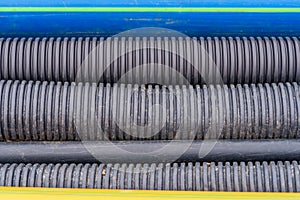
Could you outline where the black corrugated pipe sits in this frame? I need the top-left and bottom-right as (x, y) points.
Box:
(0, 80), (299, 141)
(0, 161), (299, 192)
(1, 37), (300, 84)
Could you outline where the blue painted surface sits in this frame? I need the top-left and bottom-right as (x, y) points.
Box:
(1, 0), (300, 7)
(0, 1), (300, 37)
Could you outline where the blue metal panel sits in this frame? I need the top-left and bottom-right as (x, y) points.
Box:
(0, 1), (300, 37)
(1, 0), (300, 7)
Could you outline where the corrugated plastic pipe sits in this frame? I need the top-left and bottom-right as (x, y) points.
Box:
(0, 80), (299, 141)
(1, 37), (300, 84)
(0, 161), (300, 192)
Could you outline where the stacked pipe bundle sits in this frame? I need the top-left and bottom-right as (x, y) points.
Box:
(0, 36), (300, 191)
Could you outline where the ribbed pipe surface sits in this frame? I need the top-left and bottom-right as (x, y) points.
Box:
(1, 37), (300, 84)
(0, 80), (300, 141)
(0, 161), (300, 192)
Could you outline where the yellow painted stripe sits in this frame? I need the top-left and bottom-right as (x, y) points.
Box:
(0, 7), (300, 12)
(0, 187), (299, 200)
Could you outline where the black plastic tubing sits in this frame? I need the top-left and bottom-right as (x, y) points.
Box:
(1, 37), (300, 84)
(0, 160), (300, 192)
(0, 140), (299, 163)
(0, 80), (299, 141)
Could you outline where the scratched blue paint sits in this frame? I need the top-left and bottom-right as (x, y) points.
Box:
(1, 0), (300, 7)
(0, 0), (300, 37)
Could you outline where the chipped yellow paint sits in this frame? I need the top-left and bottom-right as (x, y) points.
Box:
(0, 187), (299, 200)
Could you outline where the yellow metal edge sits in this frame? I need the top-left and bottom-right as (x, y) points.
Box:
(0, 187), (299, 200)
